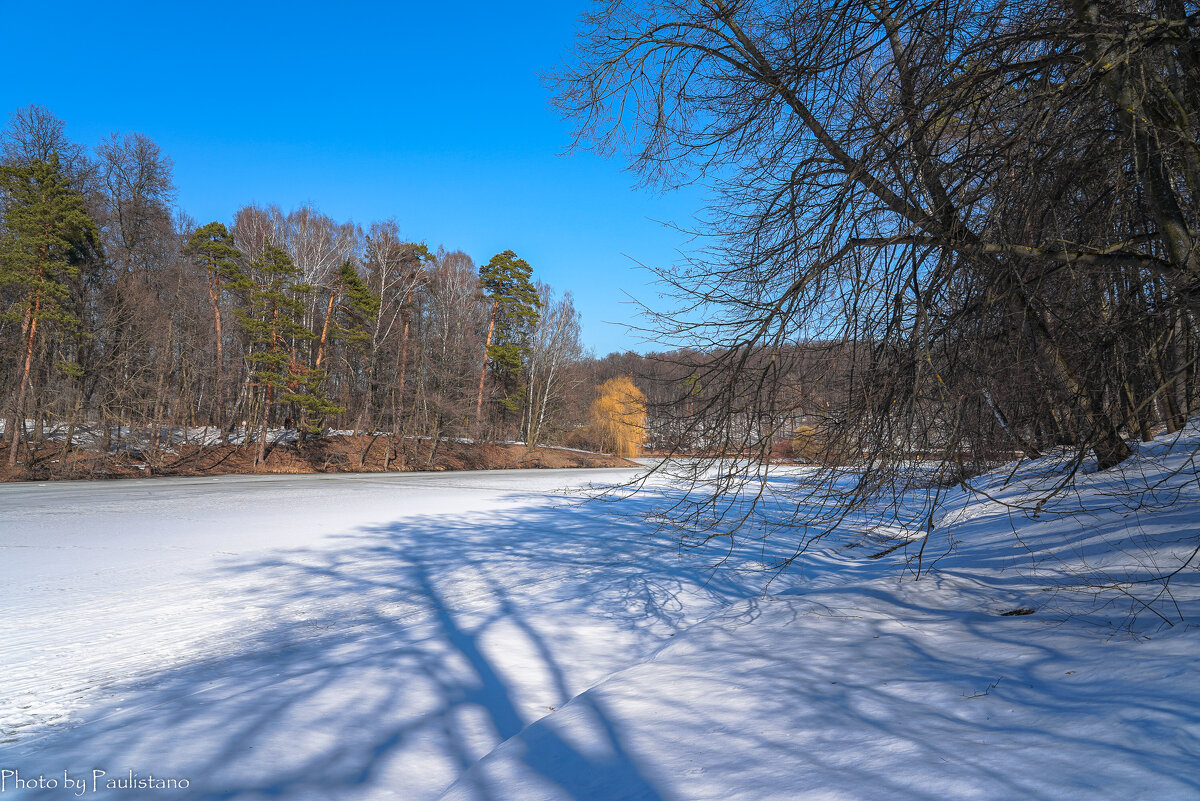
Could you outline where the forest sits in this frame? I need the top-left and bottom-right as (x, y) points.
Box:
(4, 0), (1200, 490)
(0, 105), (662, 474)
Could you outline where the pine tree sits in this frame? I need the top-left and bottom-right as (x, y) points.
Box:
(234, 244), (318, 464)
(315, 260), (380, 371)
(474, 250), (541, 433)
(303, 260), (379, 435)
(0, 154), (99, 466)
(182, 221), (245, 431)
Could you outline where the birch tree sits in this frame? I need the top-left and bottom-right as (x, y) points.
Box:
(522, 285), (583, 445)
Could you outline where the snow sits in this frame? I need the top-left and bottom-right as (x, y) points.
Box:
(0, 422), (617, 456)
(1, 430), (1197, 800)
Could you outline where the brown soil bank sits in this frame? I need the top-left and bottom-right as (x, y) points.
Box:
(1, 436), (636, 482)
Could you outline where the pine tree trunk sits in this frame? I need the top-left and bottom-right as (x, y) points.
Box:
(207, 273), (225, 430)
(256, 385), (271, 468)
(315, 292), (337, 371)
(474, 300), (498, 438)
(9, 298), (39, 467)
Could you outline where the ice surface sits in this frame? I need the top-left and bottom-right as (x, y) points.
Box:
(1, 435), (1197, 800)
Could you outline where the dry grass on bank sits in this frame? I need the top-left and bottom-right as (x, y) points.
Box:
(0, 435), (635, 483)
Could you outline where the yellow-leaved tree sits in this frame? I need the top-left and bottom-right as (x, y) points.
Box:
(589, 376), (647, 457)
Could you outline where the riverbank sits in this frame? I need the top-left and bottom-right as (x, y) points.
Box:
(0, 432), (635, 482)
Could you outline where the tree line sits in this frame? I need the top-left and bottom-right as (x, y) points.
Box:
(0, 105), (642, 470)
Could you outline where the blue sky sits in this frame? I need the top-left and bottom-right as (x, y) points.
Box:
(0, 0), (706, 355)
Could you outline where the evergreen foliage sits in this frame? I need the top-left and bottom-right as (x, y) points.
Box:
(479, 250), (541, 412)
(183, 222), (244, 287)
(234, 244), (337, 441)
(0, 154), (99, 340)
(0, 154), (100, 463)
(326, 260), (380, 354)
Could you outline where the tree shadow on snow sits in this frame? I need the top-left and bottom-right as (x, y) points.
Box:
(5, 490), (778, 801)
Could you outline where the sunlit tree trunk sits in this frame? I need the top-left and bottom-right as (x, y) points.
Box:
(475, 299), (498, 435)
(9, 297), (40, 466)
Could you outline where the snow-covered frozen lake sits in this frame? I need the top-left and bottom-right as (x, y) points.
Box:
(1, 453), (1197, 800)
(0, 467), (780, 800)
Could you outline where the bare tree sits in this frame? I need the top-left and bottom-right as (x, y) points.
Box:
(362, 221), (428, 440)
(553, 0), (1199, 560)
(522, 285), (584, 445)
(419, 249), (486, 462)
